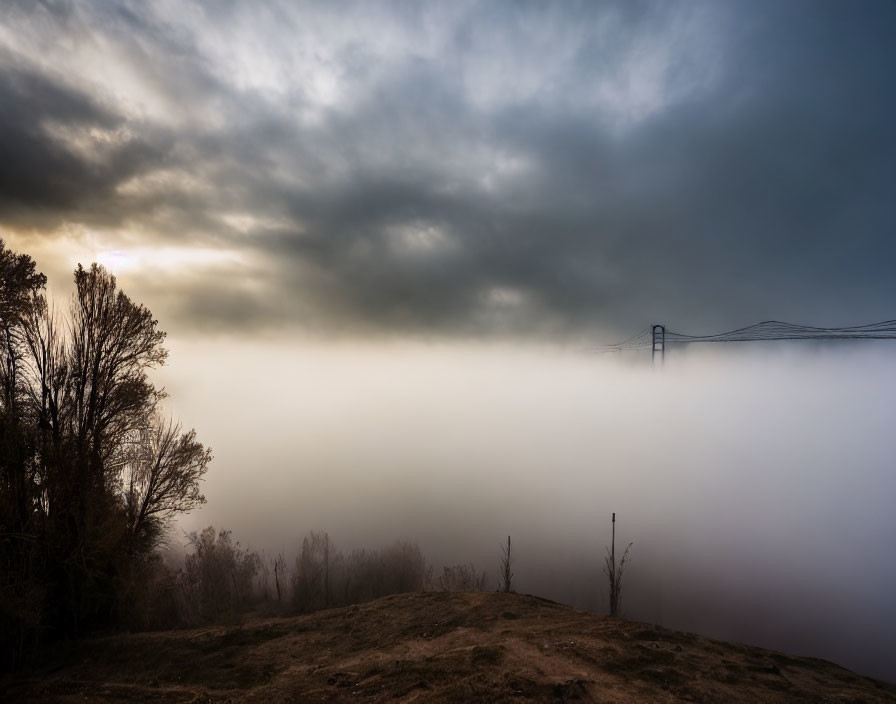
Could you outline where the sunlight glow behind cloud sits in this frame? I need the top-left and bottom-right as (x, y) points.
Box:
(95, 246), (242, 274)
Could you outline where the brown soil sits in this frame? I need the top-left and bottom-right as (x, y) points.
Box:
(3, 591), (894, 703)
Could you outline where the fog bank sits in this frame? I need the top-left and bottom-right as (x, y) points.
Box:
(158, 340), (895, 680)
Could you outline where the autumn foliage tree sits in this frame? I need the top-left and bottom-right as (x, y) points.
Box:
(0, 239), (210, 667)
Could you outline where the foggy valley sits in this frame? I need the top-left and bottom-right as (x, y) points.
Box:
(2, 0), (895, 700)
(159, 340), (896, 681)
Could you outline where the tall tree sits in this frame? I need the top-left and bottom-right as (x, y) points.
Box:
(0, 246), (211, 664)
(36, 264), (171, 631)
(0, 238), (46, 535)
(0, 239), (48, 669)
(67, 263), (167, 485)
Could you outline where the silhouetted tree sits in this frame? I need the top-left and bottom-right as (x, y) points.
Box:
(179, 527), (259, 624)
(273, 552), (287, 602)
(499, 535), (514, 593)
(0, 239), (47, 668)
(121, 417), (211, 555)
(293, 530), (338, 611)
(0, 243), (210, 666)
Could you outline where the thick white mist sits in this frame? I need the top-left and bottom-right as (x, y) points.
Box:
(156, 338), (896, 680)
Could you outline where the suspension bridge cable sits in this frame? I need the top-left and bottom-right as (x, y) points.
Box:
(597, 318), (896, 352)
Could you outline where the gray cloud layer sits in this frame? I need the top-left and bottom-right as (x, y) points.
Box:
(1, 0), (894, 339)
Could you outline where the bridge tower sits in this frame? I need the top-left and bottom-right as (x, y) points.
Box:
(652, 324), (665, 364)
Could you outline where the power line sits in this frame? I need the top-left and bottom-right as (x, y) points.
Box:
(597, 318), (896, 352)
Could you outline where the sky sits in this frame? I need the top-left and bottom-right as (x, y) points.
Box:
(1, 0), (895, 681)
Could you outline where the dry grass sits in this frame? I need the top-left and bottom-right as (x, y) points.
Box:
(3, 591), (894, 703)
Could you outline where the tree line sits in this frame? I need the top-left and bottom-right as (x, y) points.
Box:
(0, 239), (210, 669)
(61, 523), (492, 631)
(172, 528), (452, 625)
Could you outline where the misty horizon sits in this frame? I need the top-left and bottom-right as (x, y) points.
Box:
(153, 339), (895, 680)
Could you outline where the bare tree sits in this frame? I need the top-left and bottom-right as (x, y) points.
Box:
(499, 535), (514, 593)
(179, 527), (259, 624)
(603, 513), (633, 617)
(121, 416), (211, 553)
(273, 553), (286, 602)
(0, 239), (47, 668)
(0, 249), (211, 655)
(257, 551), (272, 600)
(67, 264), (167, 470)
(293, 531), (335, 611)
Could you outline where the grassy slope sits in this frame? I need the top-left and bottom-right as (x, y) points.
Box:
(3, 591), (895, 703)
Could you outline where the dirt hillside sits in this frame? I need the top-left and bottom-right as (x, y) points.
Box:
(3, 591), (894, 703)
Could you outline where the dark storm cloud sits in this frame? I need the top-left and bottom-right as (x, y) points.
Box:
(1, 0), (894, 339)
(0, 63), (122, 218)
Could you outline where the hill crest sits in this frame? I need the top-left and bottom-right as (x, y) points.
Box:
(3, 591), (894, 702)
